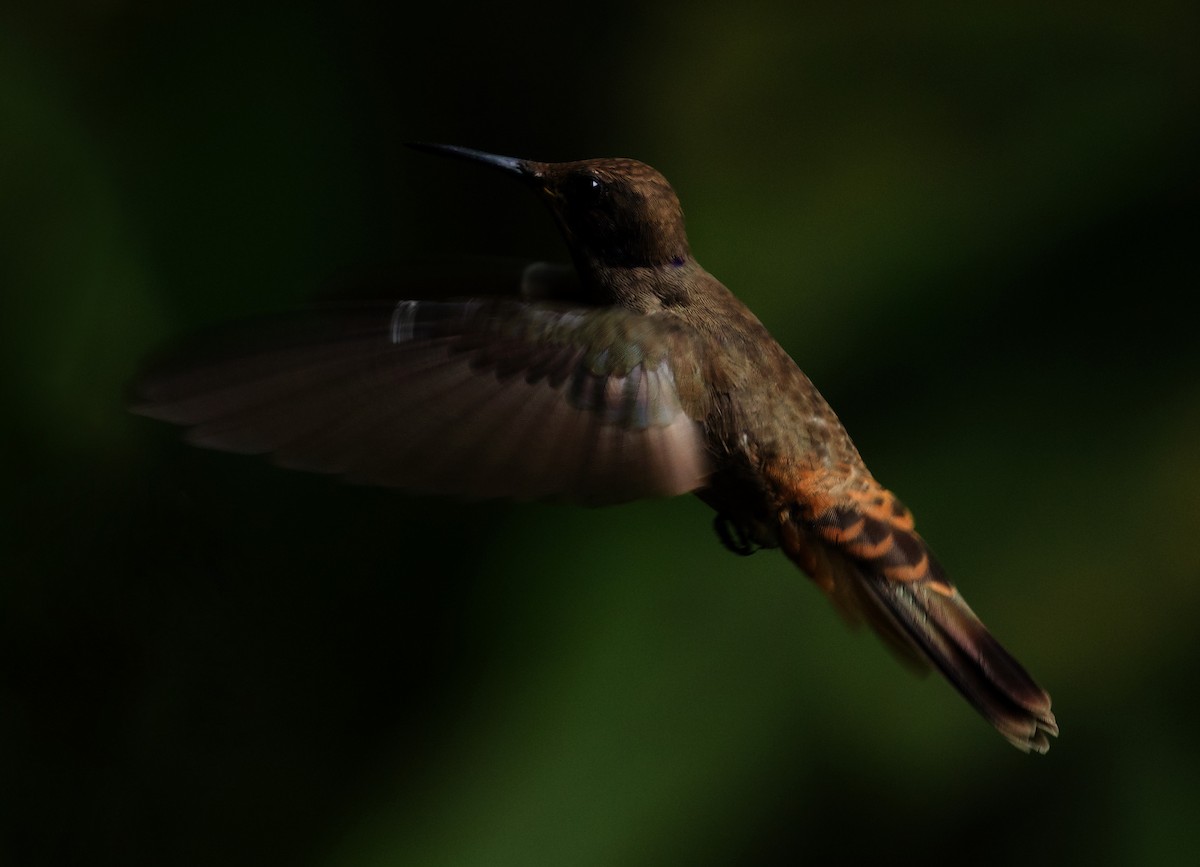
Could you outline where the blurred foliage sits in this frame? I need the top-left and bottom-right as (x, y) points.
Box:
(2, 1), (1199, 865)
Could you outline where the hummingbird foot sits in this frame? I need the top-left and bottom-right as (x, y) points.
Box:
(713, 514), (760, 556)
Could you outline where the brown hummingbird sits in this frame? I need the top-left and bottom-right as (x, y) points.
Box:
(132, 143), (1058, 753)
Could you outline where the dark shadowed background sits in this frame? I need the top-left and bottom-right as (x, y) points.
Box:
(3, 2), (1199, 865)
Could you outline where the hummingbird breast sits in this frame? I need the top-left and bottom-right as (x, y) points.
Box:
(679, 276), (861, 481)
(661, 270), (866, 539)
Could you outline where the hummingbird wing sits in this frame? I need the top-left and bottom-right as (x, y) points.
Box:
(781, 469), (1058, 753)
(131, 299), (711, 505)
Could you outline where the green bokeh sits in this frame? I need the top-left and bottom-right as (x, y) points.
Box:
(3, 2), (1198, 865)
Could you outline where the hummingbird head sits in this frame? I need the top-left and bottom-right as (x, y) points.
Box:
(409, 144), (693, 276)
(529, 157), (692, 273)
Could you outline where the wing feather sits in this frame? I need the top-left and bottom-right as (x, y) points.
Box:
(132, 300), (712, 505)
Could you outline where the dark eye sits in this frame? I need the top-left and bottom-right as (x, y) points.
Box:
(567, 172), (606, 205)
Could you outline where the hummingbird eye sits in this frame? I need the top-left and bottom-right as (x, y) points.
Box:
(566, 171), (606, 206)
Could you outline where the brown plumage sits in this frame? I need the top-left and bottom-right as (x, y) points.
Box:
(132, 144), (1057, 752)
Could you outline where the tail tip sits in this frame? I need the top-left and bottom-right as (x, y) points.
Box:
(1002, 705), (1058, 754)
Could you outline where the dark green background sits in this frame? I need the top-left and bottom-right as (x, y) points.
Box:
(3, 2), (1199, 865)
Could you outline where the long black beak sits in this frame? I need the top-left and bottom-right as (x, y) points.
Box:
(406, 143), (535, 178)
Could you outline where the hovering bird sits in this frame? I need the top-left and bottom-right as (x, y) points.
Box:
(132, 144), (1058, 752)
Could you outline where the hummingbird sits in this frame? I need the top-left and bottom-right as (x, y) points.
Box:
(132, 143), (1058, 753)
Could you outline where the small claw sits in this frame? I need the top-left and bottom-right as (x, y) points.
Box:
(713, 514), (759, 557)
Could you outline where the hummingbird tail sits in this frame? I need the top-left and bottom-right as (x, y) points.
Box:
(780, 496), (1057, 753)
(852, 569), (1058, 753)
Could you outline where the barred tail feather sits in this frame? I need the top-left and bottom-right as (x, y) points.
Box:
(781, 479), (1058, 752)
(851, 569), (1059, 753)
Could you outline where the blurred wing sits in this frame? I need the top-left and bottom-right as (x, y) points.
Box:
(782, 468), (1058, 753)
(131, 298), (711, 505)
